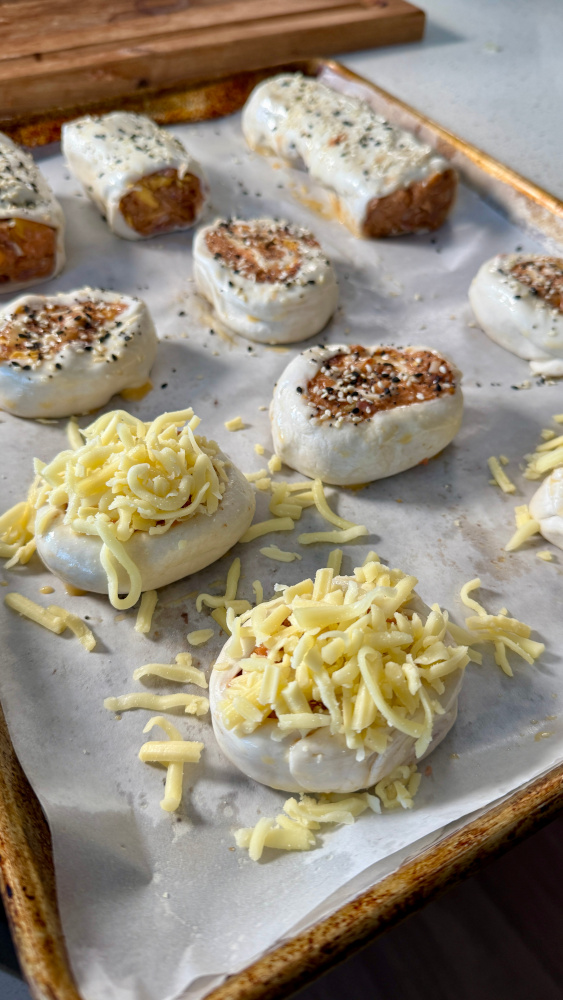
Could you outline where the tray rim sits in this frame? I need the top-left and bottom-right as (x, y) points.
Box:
(1, 55), (563, 1000)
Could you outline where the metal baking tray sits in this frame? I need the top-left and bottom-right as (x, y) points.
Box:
(1, 58), (563, 1000)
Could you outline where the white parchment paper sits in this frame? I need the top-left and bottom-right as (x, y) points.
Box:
(0, 92), (562, 1000)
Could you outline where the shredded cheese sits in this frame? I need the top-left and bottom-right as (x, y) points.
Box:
(187, 628), (215, 646)
(104, 693), (209, 715)
(234, 764), (420, 860)
(458, 578), (544, 677)
(132, 653), (207, 687)
(0, 409), (228, 611)
(218, 557), (469, 761)
(47, 604), (96, 651)
(298, 525), (368, 545)
(135, 590), (158, 634)
(4, 592), (95, 651)
(267, 454), (282, 474)
(537, 550), (553, 562)
(260, 545), (302, 563)
(487, 456), (516, 493)
(224, 416), (244, 431)
(327, 549), (343, 575)
(240, 516), (295, 543)
(254, 443), (265, 456)
(140, 716), (203, 812)
(4, 592), (65, 633)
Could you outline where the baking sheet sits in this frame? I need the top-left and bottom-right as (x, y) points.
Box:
(0, 94), (562, 1000)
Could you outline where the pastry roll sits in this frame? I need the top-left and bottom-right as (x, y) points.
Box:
(210, 558), (467, 794)
(469, 254), (563, 375)
(62, 112), (208, 240)
(242, 74), (456, 238)
(0, 287), (158, 418)
(529, 468), (563, 550)
(193, 217), (339, 343)
(0, 133), (65, 293)
(270, 343), (463, 485)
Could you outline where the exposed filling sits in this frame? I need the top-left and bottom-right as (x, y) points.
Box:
(509, 257), (563, 312)
(119, 168), (204, 236)
(0, 299), (127, 369)
(0, 218), (57, 286)
(204, 220), (319, 283)
(305, 346), (456, 423)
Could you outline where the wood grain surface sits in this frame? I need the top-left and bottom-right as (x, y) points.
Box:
(0, 0), (424, 117)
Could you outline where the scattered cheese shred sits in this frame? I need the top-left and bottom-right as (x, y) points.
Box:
(218, 557), (469, 761)
(254, 443), (265, 456)
(537, 551), (553, 562)
(505, 518), (541, 552)
(187, 628), (215, 646)
(4, 592), (65, 633)
(234, 765), (420, 860)
(47, 604), (96, 651)
(267, 454), (282, 474)
(260, 545), (302, 563)
(224, 416), (244, 431)
(140, 716), (203, 812)
(135, 590), (158, 634)
(104, 693), (209, 715)
(211, 607), (230, 633)
(458, 578), (544, 677)
(327, 548), (343, 574)
(0, 409), (228, 611)
(298, 525), (368, 545)
(240, 516), (295, 543)
(487, 456), (516, 493)
(553, 414), (563, 424)
(132, 653), (207, 687)
(252, 580), (263, 605)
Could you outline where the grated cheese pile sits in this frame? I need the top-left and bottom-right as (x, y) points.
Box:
(217, 554), (470, 762)
(448, 578), (545, 678)
(235, 764), (421, 861)
(0, 408), (228, 610)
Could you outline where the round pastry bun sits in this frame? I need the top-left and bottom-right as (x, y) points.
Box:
(270, 343), (463, 485)
(469, 254), (563, 373)
(0, 288), (158, 419)
(35, 454), (255, 595)
(529, 467), (563, 550)
(193, 218), (339, 344)
(210, 588), (463, 794)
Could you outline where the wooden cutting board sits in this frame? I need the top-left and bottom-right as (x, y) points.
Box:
(0, 0), (424, 121)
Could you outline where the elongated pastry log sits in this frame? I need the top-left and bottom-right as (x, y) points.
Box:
(242, 74), (456, 239)
(62, 112), (208, 240)
(0, 133), (65, 293)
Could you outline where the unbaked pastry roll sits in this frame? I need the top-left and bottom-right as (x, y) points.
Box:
(0, 287), (158, 418)
(62, 112), (208, 240)
(270, 343), (463, 485)
(242, 74), (456, 238)
(193, 217), (338, 343)
(0, 133), (65, 293)
(469, 254), (563, 375)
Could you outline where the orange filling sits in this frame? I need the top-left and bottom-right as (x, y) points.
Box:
(119, 168), (204, 237)
(0, 300), (126, 366)
(0, 218), (57, 286)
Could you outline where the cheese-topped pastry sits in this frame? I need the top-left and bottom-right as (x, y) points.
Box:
(529, 467), (563, 549)
(0, 133), (65, 293)
(210, 556), (468, 794)
(5, 408), (255, 608)
(0, 288), (158, 418)
(193, 217), (338, 344)
(62, 112), (208, 240)
(242, 74), (456, 238)
(469, 254), (563, 375)
(270, 344), (463, 485)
